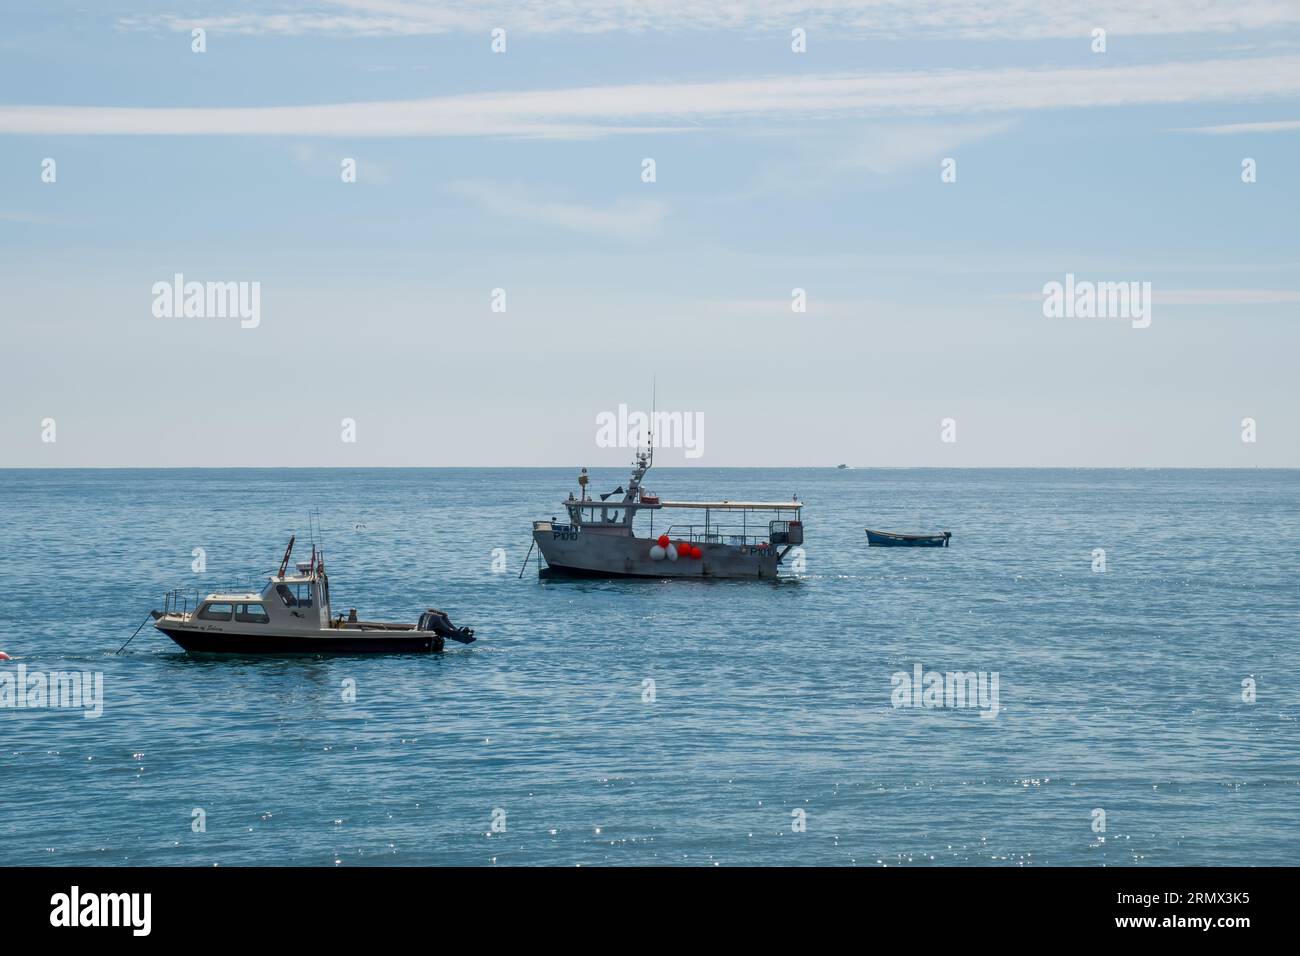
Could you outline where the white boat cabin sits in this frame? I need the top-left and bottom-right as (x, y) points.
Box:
(555, 450), (803, 549)
(167, 551), (334, 633)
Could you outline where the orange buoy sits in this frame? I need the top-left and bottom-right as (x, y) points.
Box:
(657, 534), (670, 548)
(0, 651), (11, 661)
(690, 545), (703, 559)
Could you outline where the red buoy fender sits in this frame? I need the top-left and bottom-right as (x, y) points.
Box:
(657, 534), (670, 548)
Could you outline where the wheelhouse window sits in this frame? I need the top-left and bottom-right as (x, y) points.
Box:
(275, 584), (314, 608)
(576, 505), (623, 523)
(197, 602), (233, 622)
(235, 603), (270, 624)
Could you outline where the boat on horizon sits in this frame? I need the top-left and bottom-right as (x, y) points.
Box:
(529, 447), (804, 579)
(150, 535), (475, 654)
(865, 528), (951, 548)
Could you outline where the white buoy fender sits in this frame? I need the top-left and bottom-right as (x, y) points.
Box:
(649, 545), (666, 561)
(666, 544), (679, 561)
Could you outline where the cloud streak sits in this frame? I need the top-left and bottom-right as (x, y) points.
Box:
(836, 119), (1018, 174)
(0, 211), (59, 224)
(1173, 119), (1300, 134)
(131, 0), (1300, 40)
(3, 56), (1299, 138)
(998, 289), (1300, 305)
(448, 182), (667, 238)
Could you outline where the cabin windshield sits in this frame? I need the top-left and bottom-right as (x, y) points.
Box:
(567, 504), (630, 526)
(275, 582), (314, 608)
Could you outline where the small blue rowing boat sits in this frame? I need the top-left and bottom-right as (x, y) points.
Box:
(865, 528), (951, 547)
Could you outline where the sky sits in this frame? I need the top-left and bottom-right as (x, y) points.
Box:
(1, 1), (1298, 467)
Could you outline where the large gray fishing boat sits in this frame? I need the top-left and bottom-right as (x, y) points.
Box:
(530, 448), (803, 579)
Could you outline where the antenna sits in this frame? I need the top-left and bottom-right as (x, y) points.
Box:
(310, 508), (324, 566)
(649, 375), (656, 467)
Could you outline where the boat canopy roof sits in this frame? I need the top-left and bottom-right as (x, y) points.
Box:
(565, 499), (800, 512)
(656, 500), (801, 511)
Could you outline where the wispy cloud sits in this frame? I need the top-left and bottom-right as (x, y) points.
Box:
(129, 1), (1300, 40)
(709, 296), (894, 317)
(1154, 289), (1300, 305)
(448, 181), (667, 238)
(835, 119), (1017, 174)
(1172, 119), (1300, 134)
(997, 289), (1300, 305)
(0, 211), (58, 224)
(3, 56), (1300, 139)
(722, 119), (1016, 201)
(289, 142), (394, 182)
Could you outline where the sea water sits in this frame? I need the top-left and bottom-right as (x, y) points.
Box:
(1, 468), (1297, 866)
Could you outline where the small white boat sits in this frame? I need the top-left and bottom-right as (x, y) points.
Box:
(151, 536), (474, 654)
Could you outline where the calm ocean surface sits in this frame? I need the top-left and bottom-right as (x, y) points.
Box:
(1, 468), (1297, 866)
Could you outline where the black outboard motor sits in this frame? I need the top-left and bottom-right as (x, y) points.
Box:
(418, 608), (475, 644)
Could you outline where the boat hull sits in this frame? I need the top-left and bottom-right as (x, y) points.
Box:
(534, 526), (783, 579)
(155, 626), (444, 654)
(865, 529), (951, 548)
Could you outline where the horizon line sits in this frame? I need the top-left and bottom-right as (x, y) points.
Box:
(0, 465), (1294, 472)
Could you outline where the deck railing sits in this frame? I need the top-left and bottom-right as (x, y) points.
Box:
(161, 578), (269, 616)
(663, 524), (774, 548)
